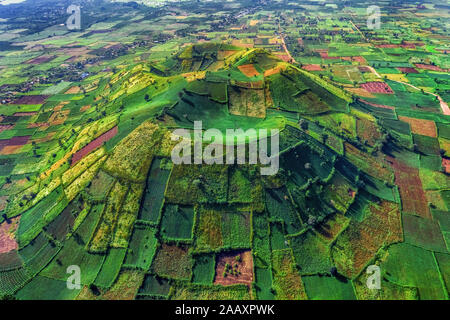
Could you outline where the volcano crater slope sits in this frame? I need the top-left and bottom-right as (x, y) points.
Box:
(0, 43), (447, 301)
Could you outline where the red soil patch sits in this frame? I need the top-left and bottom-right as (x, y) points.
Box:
(214, 250), (253, 287)
(13, 112), (37, 116)
(398, 116), (437, 138)
(238, 64), (260, 77)
(345, 87), (374, 98)
(53, 101), (70, 112)
(352, 56), (367, 64)
(388, 157), (431, 219)
(443, 158), (450, 174)
(302, 64), (322, 71)
(71, 126), (118, 165)
(65, 86), (81, 94)
(344, 56), (367, 63)
(319, 51), (339, 60)
(397, 67), (418, 74)
(415, 64), (447, 72)
(358, 66), (372, 73)
(12, 95), (49, 105)
(376, 44), (399, 48)
(0, 124), (14, 133)
(400, 43), (416, 49)
(26, 55), (55, 64)
(0, 136), (30, 150)
(361, 82), (394, 94)
(275, 53), (292, 62)
(27, 122), (47, 128)
(0, 144), (24, 155)
(0, 216), (20, 254)
(80, 105), (91, 112)
(263, 65), (286, 77)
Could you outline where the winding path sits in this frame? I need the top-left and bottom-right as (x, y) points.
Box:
(367, 66), (450, 116)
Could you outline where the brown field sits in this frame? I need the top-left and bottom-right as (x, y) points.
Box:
(442, 158), (450, 174)
(0, 144), (24, 155)
(13, 112), (37, 116)
(0, 136), (30, 152)
(274, 53), (291, 62)
(151, 244), (192, 280)
(345, 87), (375, 98)
(80, 105), (91, 112)
(65, 86), (81, 94)
(0, 196), (8, 212)
(214, 250), (253, 287)
(26, 55), (55, 64)
(271, 249), (307, 300)
(332, 201), (402, 278)
(12, 95), (49, 105)
(302, 64), (322, 71)
(398, 116), (437, 138)
(233, 80), (264, 89)
(356, 118), (383, 146)
(352, 56), (367, 64)
(345, 142), (393, 183)
(264, 86), (274, 108)
(361, 82), (393, 94)
(217, 50), (237, 60)
(397, 67), (418, 74)
(48, 109), (70, 125)
(229, 87), (266, 118)
(0, 124), (14, 134)
(415, 64), (448, 72)
(231, 40), (253, 48)
(238, 64), (259, 77)
(53, 101), (70, 112)
(388, 157), (431, 219)
(263, 65), (286, 77)
(27, 122), (47, 129)
(0, 216), (20, 254)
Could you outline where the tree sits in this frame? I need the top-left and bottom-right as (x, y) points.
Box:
(330, 267), (338, 277)
(299, 119), (308, 131)
(89, 284), (101, 296)
(307, 215), (317, 226)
